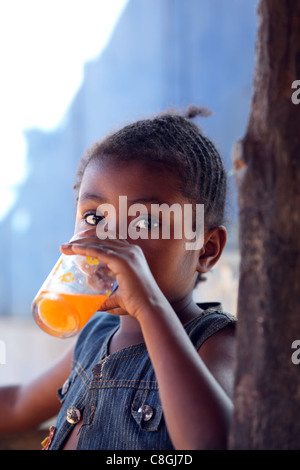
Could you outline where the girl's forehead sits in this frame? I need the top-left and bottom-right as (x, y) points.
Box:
(79, 157), (185, 202)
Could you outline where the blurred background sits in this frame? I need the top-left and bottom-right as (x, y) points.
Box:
(0, 0), (257, 386)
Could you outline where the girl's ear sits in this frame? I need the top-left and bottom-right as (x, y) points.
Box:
(196, 226), (227, 274)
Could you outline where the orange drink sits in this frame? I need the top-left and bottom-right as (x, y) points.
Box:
(33, 291), (109, 338)
(32, 242), (116, 338)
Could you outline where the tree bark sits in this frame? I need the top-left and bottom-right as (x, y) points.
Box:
(229, 0), (300, 449)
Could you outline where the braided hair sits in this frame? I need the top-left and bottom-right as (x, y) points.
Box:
(74, 106), (227, 232)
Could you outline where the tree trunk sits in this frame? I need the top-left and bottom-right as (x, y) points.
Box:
(229, 0), (300, 449)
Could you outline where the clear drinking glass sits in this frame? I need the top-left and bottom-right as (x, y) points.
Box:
(31, 230), (116, 338)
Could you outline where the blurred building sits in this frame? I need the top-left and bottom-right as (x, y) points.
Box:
(0, 0), (256, 316)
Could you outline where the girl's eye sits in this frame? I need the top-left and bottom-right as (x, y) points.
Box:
(84, 213), (105, 226)
(134, 216), (159, 231)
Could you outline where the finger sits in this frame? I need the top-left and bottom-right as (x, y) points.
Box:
(99, 292), (123, 313)
(61, 236), (135, 261)
(62, 242), (128, 260)
(60, 242), (133, 275)
(97, 287), (130, 316)
(60, 242), (115, 259)
(68, 236), (129, 247)
(62, 240), (128, 258)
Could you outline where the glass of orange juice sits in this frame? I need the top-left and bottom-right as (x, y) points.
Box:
(31, 233), (117, 338)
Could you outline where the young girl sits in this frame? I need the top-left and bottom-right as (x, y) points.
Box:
(0, 108), (236, 450)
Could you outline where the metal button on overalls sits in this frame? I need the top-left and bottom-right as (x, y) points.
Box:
(138, 404), (153, 421)
(66, 407), (81, 424)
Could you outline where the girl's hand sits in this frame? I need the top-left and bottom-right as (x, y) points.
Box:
(60, 237), (167, 320)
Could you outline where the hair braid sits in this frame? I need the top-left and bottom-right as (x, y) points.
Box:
(74, 106), (227, 230)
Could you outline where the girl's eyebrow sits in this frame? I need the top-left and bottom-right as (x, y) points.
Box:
(78, 191), (107, 203)
(127, 197), (166, 205)
(79, 192), (167, 206)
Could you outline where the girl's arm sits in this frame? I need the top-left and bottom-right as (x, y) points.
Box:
(0, 344), (74, 433)
(137, 301), (234, 449)
(62, 237), (235, 450)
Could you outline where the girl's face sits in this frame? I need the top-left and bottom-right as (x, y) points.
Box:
(75, 157), (203, 306)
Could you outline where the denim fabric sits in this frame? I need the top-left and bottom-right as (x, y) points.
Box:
(49, 303), (236, 450)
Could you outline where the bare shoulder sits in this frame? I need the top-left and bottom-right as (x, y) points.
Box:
(198, 324), (236, 400)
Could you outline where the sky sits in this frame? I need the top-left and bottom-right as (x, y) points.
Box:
(0, 0), (128, 220)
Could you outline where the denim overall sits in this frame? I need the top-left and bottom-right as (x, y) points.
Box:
(48, 303), (236, 450)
